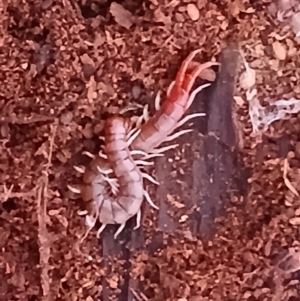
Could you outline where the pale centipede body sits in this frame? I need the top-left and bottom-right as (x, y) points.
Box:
(77, 116), (157, 239)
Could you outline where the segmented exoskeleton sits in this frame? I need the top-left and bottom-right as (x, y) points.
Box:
(69, 49), (219, 239)
(69, 116), (159, 239)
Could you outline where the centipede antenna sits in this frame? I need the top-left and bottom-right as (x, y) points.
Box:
(67, 185), (81, 194)
(150, 144), (179, 154)
(176, 48), (202, 86)
(96, 224), (107, 238)
(82, 151), (96, 159)
(164, 129), (193, 142)
(134, 210), (141, 230)
(186, 83), (211, 109)
(114, 223), (126, 239)
(141, 172), (160, 185)
(174, 112), (206, 130)
(73, 165), (85, 173)
(135, 160), (154, 166)
(143, 190), (159, 210)
(127, 128), (142, 146)
(186, 61), (219, 93)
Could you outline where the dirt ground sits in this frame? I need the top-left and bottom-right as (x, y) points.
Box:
(1, 0), (300, 300)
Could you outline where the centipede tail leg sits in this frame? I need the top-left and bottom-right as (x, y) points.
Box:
(141, 172), (160, 185)
(114, 223), (126, 239)
(134, 209), (141, 230)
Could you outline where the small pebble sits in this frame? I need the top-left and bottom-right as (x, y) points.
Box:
(187, 3), (200, 21)
(60, 111), (73, 125)
(132, 85), (141, 99)
(272, 40), (286, 61)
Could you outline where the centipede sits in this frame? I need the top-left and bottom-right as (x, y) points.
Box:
(69, 49), (219, 239)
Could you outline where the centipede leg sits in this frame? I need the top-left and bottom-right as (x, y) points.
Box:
(174, 113), (206, 130)
(134, 209), (141, 230)
(96, 224), (107, 238)
(67, 185), (81, 194)
(186, 83), (211, 109)
(98, 151), (108, 159)
(127, 128), (142, 146)
(130, 150), (148, 156)
(114, 223), (126, 239)
(82, 151), (96, 159)
(127, 127), (139, 141)
(73, 165), (86, 173)
(135, 160), (154, 166)
(141, 172), (160, 185)
(101, 175), (119, 194)
(154, 90), (162, 111)
(143, 190), (159, 210)
(140, 153), (164, 160)
(149, 144), (179, 155)
(97, 165), (113, 175)
(134, 104), (151, 128)
(164, 129), (193, 142)
(166, 81), (175, 97)
(143, 104), (150, 122)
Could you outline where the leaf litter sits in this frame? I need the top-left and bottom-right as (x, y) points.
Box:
(1, 0), (300, 300)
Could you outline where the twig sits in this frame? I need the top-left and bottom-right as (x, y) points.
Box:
(37, 122), (58, 301)
(130, 288), (148, 301)
(0, 184), (36, 203)
(0, 115), (55, 125)
(283, 158), (299, 196)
